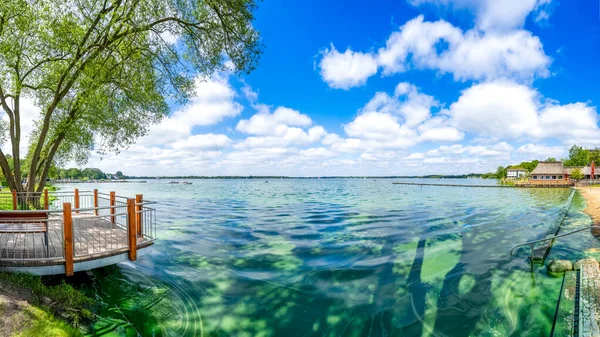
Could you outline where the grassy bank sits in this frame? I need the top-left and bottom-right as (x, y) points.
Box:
(0, 272), (92, 336)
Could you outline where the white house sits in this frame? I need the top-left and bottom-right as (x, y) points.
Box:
(507, 167), (527, 179)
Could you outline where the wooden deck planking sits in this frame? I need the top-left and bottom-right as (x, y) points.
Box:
(72, 217), (128, 256)
(0, 213), (142, 261)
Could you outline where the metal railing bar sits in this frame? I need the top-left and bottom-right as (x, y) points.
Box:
(0, 189), (156, 264)
(52, 190), (93, 193)
(135, 201), (156, 206)
(74, 212), (129, 218)
(72, 205), (128, 212)
(510, 226), (600, 255)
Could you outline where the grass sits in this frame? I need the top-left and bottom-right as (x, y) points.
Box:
(0, 184), (58, 210)
(14, 305), (82, 337)
(0, 272), (93, 336)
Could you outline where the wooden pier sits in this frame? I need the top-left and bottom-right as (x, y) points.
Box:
(392, 181), (574, 188)
(392, 182), (512, 188)
(0, 189), (156, 276)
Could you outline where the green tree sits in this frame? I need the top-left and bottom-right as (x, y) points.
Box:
(0, 0), (262, 193)
(563, 145), (590, 166)
(58, 168), (68, 179)
(589, 149), (600, 166)
(66, 168), (82, 179)
(570, 168), (584, 180)
(115, 171), (124, 179)
(47, 165), (59, 180)
(81, 168), (106, 180)
(518, 160), (539, 172)
(495, 166), (507, 179)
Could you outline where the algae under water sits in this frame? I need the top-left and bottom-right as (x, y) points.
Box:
(58, 179), (599, 337)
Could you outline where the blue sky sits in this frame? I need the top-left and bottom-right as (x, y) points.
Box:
(84, 0), (600, 176)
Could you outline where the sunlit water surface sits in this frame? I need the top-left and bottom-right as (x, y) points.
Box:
(57, 179), (600, 337)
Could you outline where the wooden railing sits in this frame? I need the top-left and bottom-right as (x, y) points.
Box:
(0, 189), (156, 276)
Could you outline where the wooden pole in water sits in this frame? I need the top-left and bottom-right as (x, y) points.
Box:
(93, 189), (98, 216)
(127, 198), (137, 261)
(109, 191), (116, 224)
(11, 190), (16, 210)
(74, 188), (80, 214)
(43, 189), (49, 210)
(135, 194), (143, 237)
(63, 203), (74, 276)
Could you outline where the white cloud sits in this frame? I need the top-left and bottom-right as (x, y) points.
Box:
(417, 116), (464, 142)
(322, 134), (366, 153)
(377, 16), (550, 82)
(344, 112), (415, 141)
(235, 105), (325, 149)
(221, 147), (297, 167)
(403, 142), (515, 173)
(407, 0), (553, 32)
(236, 106), (312, 135)
(424, 143), (514, 157)
(235, 126), (326, 149)
(334, 82), (461, 151)
(361, 82), (439, 127)
(137, 73), (242, 147)
(171, 134), (232, 151)
(174, 75), (242, 126)
(318, 45), (378, 90)
(538, 103), (600, 141)
(241, 85), (259, 102)
(377, 16), (462, 75)
(438, 29), (550, 81)
(517, 143), (566, 158)
(299, 147), (336, 157)
(447, 80), (540, 139)
(318, 15), (551, 88)
(447, 79), (600, 142)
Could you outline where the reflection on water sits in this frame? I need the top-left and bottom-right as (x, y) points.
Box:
(57, 179), (599, 336)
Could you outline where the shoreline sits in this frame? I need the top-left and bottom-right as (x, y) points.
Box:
(0, 272), (90, 336)
(576, 187), (600, 223)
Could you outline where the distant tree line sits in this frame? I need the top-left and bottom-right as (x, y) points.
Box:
(127, 174), (486, 180)
(484, 144), (600, 180)
(483, 159), (542, 180)
(53, 168), (124, 180)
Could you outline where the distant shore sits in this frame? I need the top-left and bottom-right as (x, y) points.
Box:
(110, 175), (489, 180)
(52, 179), (146, 183)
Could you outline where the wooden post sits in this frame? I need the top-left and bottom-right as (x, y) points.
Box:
(93, 189), (98, 216)
(11, 190), (16, 210)
(109, 191), (116, 224)
(63, 203), (74, 276)
(135, 194), (143, 237)
(127, 198), (137, 261)
(43, 189), (49, 210)
(74, 188), (80, 214)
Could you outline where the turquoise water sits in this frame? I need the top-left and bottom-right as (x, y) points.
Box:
(58, 179), (598, 336)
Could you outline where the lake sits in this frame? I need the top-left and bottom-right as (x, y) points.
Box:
(57, 179), (599, 337)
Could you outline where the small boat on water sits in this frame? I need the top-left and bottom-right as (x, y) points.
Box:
(169, 181), (179, 184)
(181, 181), (193, 185)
